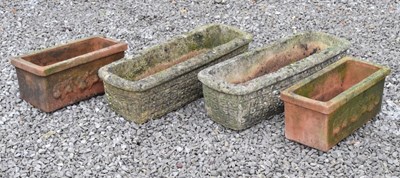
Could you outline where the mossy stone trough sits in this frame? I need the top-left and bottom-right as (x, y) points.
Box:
(280, 57), (390, 152)
(98, 24), (253, 124)
(198, 32), (350, 130)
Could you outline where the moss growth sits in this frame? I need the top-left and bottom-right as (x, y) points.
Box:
(294, 63), (347, 99)
(112, 25), (244, 81)
(327, 81), (384, 145)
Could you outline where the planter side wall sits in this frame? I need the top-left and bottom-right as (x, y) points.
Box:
(203, 85), (241, 129)
(17, 52), (124, 112)
(105, 45), (249, 124)
(284, 102), (329, 150)
(327, 80), (384, 148)
(203, 53), (344, 130)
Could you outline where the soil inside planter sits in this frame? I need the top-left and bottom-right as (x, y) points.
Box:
(295, 60), (380, 102)
(228, 42), (328, 84)
(133, 48), (209, 80)
(22, 37), (116, 66)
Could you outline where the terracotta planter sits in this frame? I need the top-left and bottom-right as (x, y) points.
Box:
(280, 57), (390, 151)
(11, 36), (128, 112)
(198, 32), (350, 130)
(98, 24), (253, 124)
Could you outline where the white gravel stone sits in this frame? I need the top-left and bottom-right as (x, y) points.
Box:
(0, 0), (399, 177)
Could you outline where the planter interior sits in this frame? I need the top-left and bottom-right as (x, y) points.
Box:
(201, 32), (351, 95)
(99, 24), (252, 124)
(281, 57), (391, 151)
(198, 32), (350, 130)
(22, 37), (118, 67)
(294, 60), (380, 101)
(110, 26), (246, 82)
(11, 36), (127, 112)
(227, 41), (328, 84)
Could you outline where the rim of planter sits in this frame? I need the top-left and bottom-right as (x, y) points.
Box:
(10, 36), (128, 77)
(98, 23), (253, 92)
(197, 32), (351, 96)
(280, 56), (391, 114)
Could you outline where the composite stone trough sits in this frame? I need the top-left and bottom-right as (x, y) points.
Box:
(198, 32), (350, 130)
(99, 24), (253, 124)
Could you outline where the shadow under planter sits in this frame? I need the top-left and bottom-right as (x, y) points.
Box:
(11, 36), (128, 112)
(98, 24), (253, 124)
(280, 56), (390, 152)
(198, 32), (350, 130)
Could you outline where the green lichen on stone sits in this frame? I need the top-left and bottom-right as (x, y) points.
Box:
(111, 25), (246, 82)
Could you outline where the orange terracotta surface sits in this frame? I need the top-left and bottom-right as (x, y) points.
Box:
(11, 36), (127, 112)
(280, 56), (390, 151)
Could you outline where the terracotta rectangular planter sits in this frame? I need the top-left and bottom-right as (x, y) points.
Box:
(198, 32), (350, 130)
(98, 24), (253, 124)
(280, 57), (391, 151)
(11, 36), (128, 112)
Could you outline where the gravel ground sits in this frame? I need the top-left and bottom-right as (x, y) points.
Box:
(1, 0), (399, 177)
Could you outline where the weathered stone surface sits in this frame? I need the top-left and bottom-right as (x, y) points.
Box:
(99, 24), (253, 124)
(10, 36), (127, 112)
(198, 32), (350, 130)
(281, 57), (391, 151)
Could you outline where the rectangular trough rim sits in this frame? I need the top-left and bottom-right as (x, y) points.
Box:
(10, 36), (128, 77)
(280, 56), (391, 114)
(98, 24), (253, 92)
(197, 31), (351, 96)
